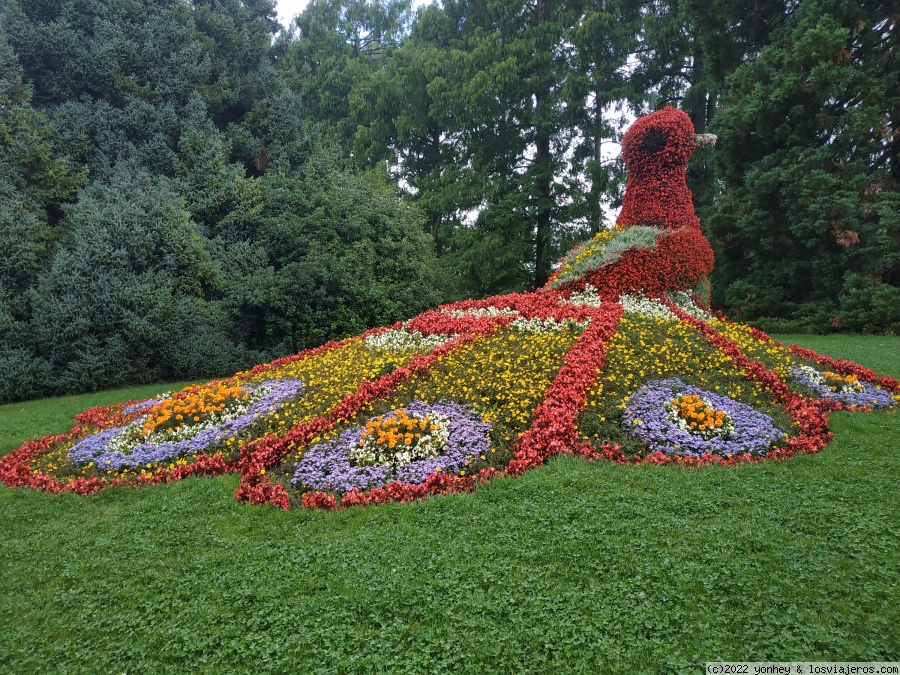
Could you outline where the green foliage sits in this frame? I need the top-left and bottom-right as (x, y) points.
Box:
(838, 274), (900, 334)
(17, 169), (253, 399)
(707, 0), (900, 330)
(224, 154), (443, 354)
(2, 0), (279, 183)
(281, 0), (412, 150)
(0, 0), (455, 401)
(0, 30), (83, 307)
(174, 94), (262, 233)
(339, 0), (647, 294)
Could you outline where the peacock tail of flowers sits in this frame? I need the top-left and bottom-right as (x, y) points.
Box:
(3, 107), (897, 509)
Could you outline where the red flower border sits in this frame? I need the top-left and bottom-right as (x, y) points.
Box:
(505, 301), (623, 475)
(788, 344), (900, 393)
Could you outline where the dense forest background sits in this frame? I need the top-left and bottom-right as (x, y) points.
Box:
(0, 0), (897, 403)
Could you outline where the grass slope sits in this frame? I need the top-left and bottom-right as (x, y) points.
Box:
(0, 336), (897, 673)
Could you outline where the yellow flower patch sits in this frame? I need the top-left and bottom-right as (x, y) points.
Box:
(709, 319), (799, 379)
(220, 338), (428, 457)
(391, 325), (583, 447)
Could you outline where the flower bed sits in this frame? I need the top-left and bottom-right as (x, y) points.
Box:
(68, 379), (304, 471)
(791, 366), (895, 407)
(3, 107), (897, 509)
(5, 272), (896, 507)
(291, 401), (491, 494)
(621, 379), (783, 457)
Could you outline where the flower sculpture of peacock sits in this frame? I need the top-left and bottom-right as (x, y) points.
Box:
(2, 107), (897, 510)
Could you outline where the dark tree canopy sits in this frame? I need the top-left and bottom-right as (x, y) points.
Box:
(0, 0), (897, 402)
(706, 0), (900, 332)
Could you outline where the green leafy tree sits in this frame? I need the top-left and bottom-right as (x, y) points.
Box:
(282, 0), (412, 150)
(565, 0), (643, 233)
(350, 4), (472, 257)
(0, 29), (82, 332)
(707, 0), (900, 331)
(393, 0), (590, 292)
(24, 169), (251, 396)
(224, 153), (442, 353)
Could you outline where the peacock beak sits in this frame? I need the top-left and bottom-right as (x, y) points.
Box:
(694, 133), (717, 148)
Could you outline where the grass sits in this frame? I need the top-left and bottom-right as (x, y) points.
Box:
(773, 333), (900, 377)
(0, 336), (897, 673)
(0, 380), (200, 455)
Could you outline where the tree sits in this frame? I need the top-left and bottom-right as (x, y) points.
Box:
(565, 0), (643, 234)
(281, 0), (413, 151)
(1, 0), (280, 180)
(0, 28), (82, 335)
(350, 4), (473, 259)
(401, 0), (592, 292)
(707, 0), (900, 331)
(223, 153), (443, 353)
(25, 169), (249, 394)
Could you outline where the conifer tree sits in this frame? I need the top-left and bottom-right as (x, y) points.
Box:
(707, 0), (900, 331)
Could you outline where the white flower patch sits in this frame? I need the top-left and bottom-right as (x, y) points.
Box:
(667, 291), (715, 322)
(441, 306), (519, 319)
(561, 284), (603, 308)
(510, 316), (589, 334)
(349, 411), (451, 469)
(619, 294), (678, 320)
(796, 365), (864, 394)
(364, 328), (456, 352)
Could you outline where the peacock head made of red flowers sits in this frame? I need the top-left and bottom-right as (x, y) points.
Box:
(616, 106), (712, 233)
(620, 106), (697, 176)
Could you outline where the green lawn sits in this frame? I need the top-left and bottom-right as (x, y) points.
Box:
(0, 380), (200, 455)
(0, 336), (897, 673)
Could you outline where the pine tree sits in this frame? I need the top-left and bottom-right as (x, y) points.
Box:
(0, 29), (82, 319)
(707, 0), (900, 331)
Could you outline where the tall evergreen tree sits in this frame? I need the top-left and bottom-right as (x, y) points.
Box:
(350, 4), (471, 260)
(566, 0), (643, 233)
(708, 0), (900, 332)
(411, 0), (590, 293)
(1, 0), (279, 180)
(281, 0), (412, 151)
(0, 29), (82, 325)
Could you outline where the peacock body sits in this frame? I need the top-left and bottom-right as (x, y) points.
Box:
(2, 109), (897, 510)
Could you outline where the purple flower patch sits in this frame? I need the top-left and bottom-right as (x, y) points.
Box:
(69, 379), (304, 470)
(791, 366), (895, 407)
(123, 398), (164, 415)
(291, 400), (492, 494)
(621, 378), (784, 457)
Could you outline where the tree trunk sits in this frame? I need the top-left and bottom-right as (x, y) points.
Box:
(533, 0), (552, 289)
(587, 93), (604, 235)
